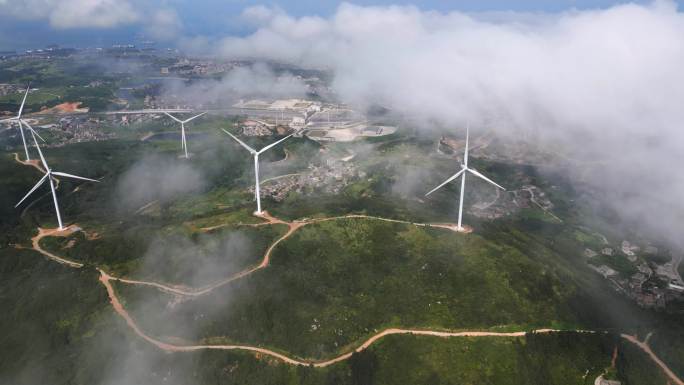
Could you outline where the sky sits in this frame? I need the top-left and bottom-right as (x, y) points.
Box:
(0, 0), (678, 50)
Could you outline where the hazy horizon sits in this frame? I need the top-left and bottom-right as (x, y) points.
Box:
(0, 0), (675, 50)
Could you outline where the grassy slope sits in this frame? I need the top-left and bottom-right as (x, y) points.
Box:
(118, 218), (580, 359)
(0, 246), (668, 385)
(0, 58), (117, 112)
(39, 223), (288, 285)
(648, 327), (684, 380)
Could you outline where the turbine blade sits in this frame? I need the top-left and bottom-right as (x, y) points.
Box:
(163, 112), (183, 123)
(182, 111), (207, 123)
(258, 134), (293, 154)
(51, 171), (99, 182)
(0, 117), (14, 124)
(221, 128), (255, 153)
(21, 119), (45, 142)
(467, 168), (505, 190)
(30, 129), (49, 170)
(15, 173), (48, 207)
(425, 168), (466, 196)
(17, 84), (30, 118)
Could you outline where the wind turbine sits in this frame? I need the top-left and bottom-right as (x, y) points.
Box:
(221, 129), (292, 214)
(15, 130), (98, 230)
(425, 125), (505, 231)
(0, 84), (45, 160)
(163, 111), (207, 158)
(107, 109), (205, 158)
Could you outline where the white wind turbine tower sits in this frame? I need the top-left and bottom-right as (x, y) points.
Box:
(426, 125), (505, 232)
(107, 109), (205, 158)
(0, 84), (45, 160)
(221, 129), (292, 214)
(163, 111), (207, 158)
(15, 130), (99, 230)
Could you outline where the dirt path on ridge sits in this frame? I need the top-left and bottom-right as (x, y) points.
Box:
(14, 157), (684, 380)
(98, 271), (591, 368)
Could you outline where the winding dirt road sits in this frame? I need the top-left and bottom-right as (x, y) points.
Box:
(621, 334), (684, 385)
(13, 156), (684, 381)
(31, 226), (84, 268)
(305, 214), (461, 232)
(99, 270), (587, 368)
(28, 204), (460, 297)
(28, 218), (684, 382)
(14, 152), (45, 173)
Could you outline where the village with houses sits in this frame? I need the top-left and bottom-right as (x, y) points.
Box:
(584, 238), (684, 310)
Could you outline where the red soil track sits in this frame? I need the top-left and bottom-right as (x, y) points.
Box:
(621, 334), (684, 385)
(99, 269), (586, 368)
(14, 156), (684, 381)
(14, 152), (45, 173)
(31, 226), (84, 268)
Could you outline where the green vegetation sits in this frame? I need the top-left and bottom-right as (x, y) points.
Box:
(616, 340), (669, 385)
(588, 254), (638, 278)
(40, 223), (288, 285)
(118, 218), (581, 359)
(642, 252), (672, 265)
(369, 332), (613, 385)
(649, 327), (684, 380)
(574, 229), (607, 249)
(0, 153), (41, 245)
(0, 248), (110, 384)
(0, 58), (680, 383)
(0, 58), (120, 113)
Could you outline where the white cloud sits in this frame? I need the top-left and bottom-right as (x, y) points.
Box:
(160, 63), (308, 106)
(144, 8), (183, 41)
(211, 1), (684, 140)
(0, 0), (139, 29)
(199, 1), (684, 242)
(241, 4), (284, 25)
(0, 0), (55, 20)
(51, 0), (139, 28)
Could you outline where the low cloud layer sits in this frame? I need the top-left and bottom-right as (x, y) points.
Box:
(0, 0), (139, 29)
(186, 1), (684, 243)
(140, 230), (253, 287)
(0, 0), (184, 38)
(205, 1), (684, 137)
(144, 8), (183, 41)
(160, 63), (308, 106)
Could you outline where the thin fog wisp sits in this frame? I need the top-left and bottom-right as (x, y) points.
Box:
(159, 63), (309, 108)
(114, 154), (207, 213)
